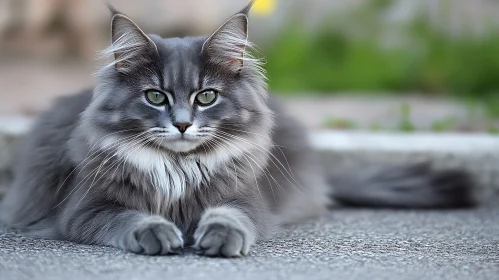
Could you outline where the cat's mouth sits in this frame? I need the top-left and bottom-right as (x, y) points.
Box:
(170, 134), (200, 142)
(155, 135), (204, 153)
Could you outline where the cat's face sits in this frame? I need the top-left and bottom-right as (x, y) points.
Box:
(87, 9), (270, 155)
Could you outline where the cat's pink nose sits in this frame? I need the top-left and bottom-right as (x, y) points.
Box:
(174, 122), (192, 133)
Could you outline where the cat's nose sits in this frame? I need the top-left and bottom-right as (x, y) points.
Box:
(173, 122), (192, 133)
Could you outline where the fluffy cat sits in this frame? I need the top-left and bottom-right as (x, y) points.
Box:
(0, 2), (474, 257)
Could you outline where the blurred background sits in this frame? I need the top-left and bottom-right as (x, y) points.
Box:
(0, 0), (498, 132)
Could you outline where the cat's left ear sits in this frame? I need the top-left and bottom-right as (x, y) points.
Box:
(202, 2), (253, 73)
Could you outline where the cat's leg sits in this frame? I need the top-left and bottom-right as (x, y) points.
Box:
(193, 205), (260, 258)
(60, 200), (183, 255)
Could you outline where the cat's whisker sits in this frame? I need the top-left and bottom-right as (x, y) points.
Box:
(151, 134), (165, 215)
(55, 129), (149, 194)
(147, 127), (171, 133)
(209, 134), (286, 198)
(75, 154), (117, 209)
(76, 135), (157, 208)
(206, 137), (255, 197)
(205, 138), (238, 189)
(203, 138), (238, 192)
(58, 140), (146, 208)
(76, 133), (156, 203)
(223, 123), (292, 150)
(222, 125), (297, 179)
(222, 124), (287, 148)
(218, 129), (297, 180)
(207, 134), (277, 201)
(86, 128), (144, 157)
(215, 131), (304, 194)
(213, 134), (288, 197)
(54, 134), (153, 209)
(115, 133), (161, 190)
(55, 134), (148, 207)
(65, 132), (152, 190)
(221, 136), (300, 193)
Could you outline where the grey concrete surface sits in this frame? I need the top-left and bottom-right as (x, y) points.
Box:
(1, 206), (498, 280)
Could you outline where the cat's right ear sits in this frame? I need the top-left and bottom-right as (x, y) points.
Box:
(109, 14), (158, 73)
(202, 2), (253, 74)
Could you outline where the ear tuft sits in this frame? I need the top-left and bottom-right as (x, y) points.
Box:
(202, 1), (265, 75)
(202, 14), (250, 73)
(105, 0), (120, 17)
(101, 14), (157, 73)
(239, 0), (255, 15)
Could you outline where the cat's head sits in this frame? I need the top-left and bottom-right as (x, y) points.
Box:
(83, 2), (272, 156)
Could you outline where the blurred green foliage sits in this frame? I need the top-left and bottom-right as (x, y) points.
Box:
(430, 117), (458, 132)
(397, 104), (415, 132)
(323, 117), (358, 130)
(488, 126), (499, 134)
(264, 0), (499, 117)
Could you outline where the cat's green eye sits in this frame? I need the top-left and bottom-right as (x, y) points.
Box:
(195, 90), (217, 106)
(145, 90), (167, 105)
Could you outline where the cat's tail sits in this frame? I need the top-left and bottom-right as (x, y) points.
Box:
(329, 162), (476, 208)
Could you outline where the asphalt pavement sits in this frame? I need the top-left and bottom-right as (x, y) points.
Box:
(1, 206), (498, 280)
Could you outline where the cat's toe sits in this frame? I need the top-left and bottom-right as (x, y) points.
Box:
(132, 221), (183, 255)
(194, 223), (246, 258)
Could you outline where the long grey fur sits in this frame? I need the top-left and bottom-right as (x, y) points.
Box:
(0, 2), (475, 258)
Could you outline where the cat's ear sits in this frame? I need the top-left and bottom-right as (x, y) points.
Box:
(110, 14), (157, 73)
(202, 2), (254, 73)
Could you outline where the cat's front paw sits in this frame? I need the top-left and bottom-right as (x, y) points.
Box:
(194, 222), (249, 258)
(124, 220), (184, 255)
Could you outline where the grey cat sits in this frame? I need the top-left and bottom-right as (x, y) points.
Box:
(0, 2), (474, 258)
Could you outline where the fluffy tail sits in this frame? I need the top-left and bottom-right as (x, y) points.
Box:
(330, 163), (476, 209)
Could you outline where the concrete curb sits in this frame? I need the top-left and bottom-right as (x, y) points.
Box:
(1, 118), (498, 196)
(311, 131), (499, 199)
(0, 117), (31, 194)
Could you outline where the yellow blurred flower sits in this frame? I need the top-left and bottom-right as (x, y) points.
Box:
(253, 0), (276, 15)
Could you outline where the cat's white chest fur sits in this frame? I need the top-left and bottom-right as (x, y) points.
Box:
(100, 136), (234, 201)
(121, 145), (194, 199)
